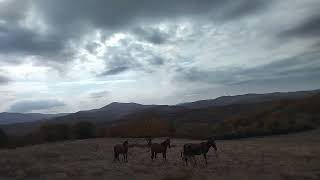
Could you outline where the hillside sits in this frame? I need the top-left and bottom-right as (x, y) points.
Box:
(106, 93), (320, 138)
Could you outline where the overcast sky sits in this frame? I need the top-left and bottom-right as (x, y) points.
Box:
(0, 0), (320, 113)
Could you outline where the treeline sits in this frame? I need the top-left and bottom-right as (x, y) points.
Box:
(106, 98), (320, 139)
(0, 121), (100, 149)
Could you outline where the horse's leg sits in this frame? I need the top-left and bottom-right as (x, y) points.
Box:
(193, 156), (197, 166)
(116, 153), (119, 161)
(151, 151), (154, 160)
(203, 153), (207, 164)
(155, 153), (157, 159)
(185, 156), (188, 166)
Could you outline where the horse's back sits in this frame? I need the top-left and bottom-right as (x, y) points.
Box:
(183, 143), (202, 155)
(151, 143), (163, 153)
(114, 144), (126, 153)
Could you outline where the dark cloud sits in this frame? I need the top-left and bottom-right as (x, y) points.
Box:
(8, 99), (65, 113)
(89, 90), (109, 99)
(0, 24), (67, 57)
(85, 42), (101, 54)
(35, 0), (272, 29)
(0, 0), (74, 65)
(101, 66), (130, 76)
(280, 14), (320, 39)
(132, 27), (171, 44)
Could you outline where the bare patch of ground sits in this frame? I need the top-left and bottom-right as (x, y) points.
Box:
(0, 130), (319, 180)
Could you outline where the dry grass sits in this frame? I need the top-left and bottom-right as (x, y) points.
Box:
(0, 130), (319, 180)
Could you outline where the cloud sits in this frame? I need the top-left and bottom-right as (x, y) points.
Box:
(223, 0), (272, 20)
(99, 35), (168, 76)
(8, 99), (65, 113)
(0, 75), (10, 85)
(0, 0), (273, 67)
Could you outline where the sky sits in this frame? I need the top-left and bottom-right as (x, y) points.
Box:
(0, 0), (320, 113)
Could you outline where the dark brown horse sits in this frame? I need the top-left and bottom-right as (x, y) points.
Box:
(114, 140), (129, 162)
(181, 138), (217, 166)
(151, 138), (171, 160)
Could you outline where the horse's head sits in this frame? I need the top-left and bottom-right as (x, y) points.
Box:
(208, 137), (217, 151)
(123, 140), (129, 147)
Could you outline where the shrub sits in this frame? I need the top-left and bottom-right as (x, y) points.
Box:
(72, 122), (96, 139)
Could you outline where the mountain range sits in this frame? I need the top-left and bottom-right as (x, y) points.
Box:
(1, 89), (319, 136)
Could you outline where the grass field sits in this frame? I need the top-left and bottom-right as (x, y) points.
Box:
(0, 129), (319, 180)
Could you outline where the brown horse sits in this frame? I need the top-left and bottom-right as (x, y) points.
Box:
(151, 138), (171, 160)
(181, 138), (217, 166)
(114, 140), (129, 162)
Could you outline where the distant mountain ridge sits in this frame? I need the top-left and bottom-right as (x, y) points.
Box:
(179, 89), (320, 109)
(0, 112), (68, 125)
(52, 102), (156, 124)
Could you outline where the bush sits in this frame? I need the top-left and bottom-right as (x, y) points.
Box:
(0, 128), (8, 148)
(72, 122), (96, 139)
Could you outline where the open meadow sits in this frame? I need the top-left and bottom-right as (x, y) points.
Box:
(0, 130), (319, 180)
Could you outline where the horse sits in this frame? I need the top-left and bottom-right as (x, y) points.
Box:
(150, 138), (171, 160)
(181, 138), (217, 166)
(113, 140), (129, 162)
